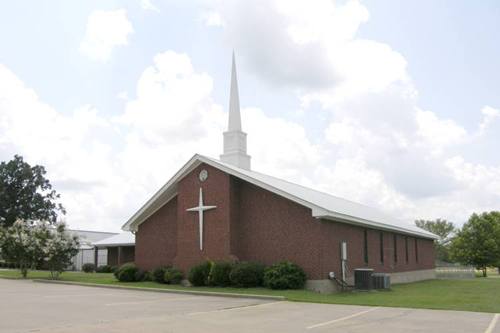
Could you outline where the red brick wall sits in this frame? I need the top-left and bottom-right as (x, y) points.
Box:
(135, 197), (178, 270)
(173, 164), (237, 272)
(134, 162), (435, 279)
(235, 179), (323, 277)
(235, 178), (435, 280)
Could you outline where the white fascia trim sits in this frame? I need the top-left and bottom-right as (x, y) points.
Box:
(316, 212), (438, 240)
(121, 154), (437, 240)
(126, 193), (178, 232)
(122, 154), (327, 232)
(122, 155), (203, 231)
(204, 158), (436, 239)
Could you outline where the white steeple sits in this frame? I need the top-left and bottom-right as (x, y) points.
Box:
(220, 52), (251, 170)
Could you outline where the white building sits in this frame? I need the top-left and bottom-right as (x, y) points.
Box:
(69, 230), (117, 270)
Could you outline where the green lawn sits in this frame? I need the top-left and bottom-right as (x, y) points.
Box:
(1, 269), (499, 313)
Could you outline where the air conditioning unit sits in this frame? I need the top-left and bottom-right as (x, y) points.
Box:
(372, 273), (391, 289)
(354, 268), (374, 290)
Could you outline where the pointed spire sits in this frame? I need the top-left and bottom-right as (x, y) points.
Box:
(220, 51), (251, 170)
(228, 51), (242, 131)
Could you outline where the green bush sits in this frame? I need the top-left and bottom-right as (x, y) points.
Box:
(152, 266), (170, 283)
(82, 263), (95, 273)
(96, 265), (112, 273)
(143, 270), (153, 281)
(115, 263), (139, 282)
(134, 268), (147, 282)
(208, 261), (233, 287)
(188, 261), (212, 286)
(229, 262), (265, 287)
(164, 267), (183, 284)
(263, 261), (306, 290)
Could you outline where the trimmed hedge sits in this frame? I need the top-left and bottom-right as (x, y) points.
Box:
(208, 261), (233, 287)
(229, 262), (265, 287)
(188, 261), (212, 286)
(164, 267), (183, 284)
(263, 261), (306, 290)
(115, 263), (139, 282)
(82, 263), (95, 273)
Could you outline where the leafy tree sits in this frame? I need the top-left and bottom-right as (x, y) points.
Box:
(0, 155), (65, 227)
(415, 218), (455, 262)
(0, 219), (49, 277)
(45, 223), (80, 279)
(450, 212), (500, 277)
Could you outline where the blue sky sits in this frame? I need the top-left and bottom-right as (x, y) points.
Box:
(0, 1), (499, 231)
(360, 0), (500, 127)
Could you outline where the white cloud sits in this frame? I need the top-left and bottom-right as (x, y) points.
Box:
(415, 109), (467, 152)
(140, 0), (159, 12)
(200, 11), (224, 27)
(79, 9), (134, 62)
(478, 105), (500, 135)
(0, 64), (119, 231)
(2, 1), (499, 232)
(204, 0), (500, 224)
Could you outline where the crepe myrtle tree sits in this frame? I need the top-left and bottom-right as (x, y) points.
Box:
(0, 219), (49, 277)
(0, 155), (65, 228)
(0, 219), (79, 278)
(45, 223), (80, 279)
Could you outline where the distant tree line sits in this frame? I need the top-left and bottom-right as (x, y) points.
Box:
(415, 213), (500, 277)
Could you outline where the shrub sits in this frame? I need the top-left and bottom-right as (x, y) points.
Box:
(152, 266), (170, 283)
(229, 262), (265, 287)
(263, 261), (306, 290)
(143, 270), (153, 281)
(96, 265), (112, 273)
(208, 261), (233, 287)
(134, 268), (147, 282)
(188, 261), (212, 286)
(82, 263), (95, 273)
(164, 267), (183, 284)
(115, 263), (139, 282)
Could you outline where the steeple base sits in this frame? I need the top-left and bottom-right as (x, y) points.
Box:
(220, 151), (251, 170)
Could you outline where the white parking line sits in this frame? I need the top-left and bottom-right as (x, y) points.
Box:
(485, 314), (499, 333)
(188, 301), (283, 316)
(44, 293), (117, 298)
(105, 296), (200, 306)
(306, 307), (380, 330)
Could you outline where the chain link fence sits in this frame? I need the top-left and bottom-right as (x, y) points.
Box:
(435, 263), (475, 279)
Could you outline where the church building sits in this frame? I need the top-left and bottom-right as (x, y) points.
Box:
(122, 54), (437, 293)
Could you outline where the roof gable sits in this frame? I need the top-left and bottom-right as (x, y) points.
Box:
(122, 154), (437, 240)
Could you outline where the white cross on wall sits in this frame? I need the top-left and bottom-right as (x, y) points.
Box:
(186, 187), (216, 250)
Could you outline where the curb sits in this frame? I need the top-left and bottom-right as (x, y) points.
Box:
(32, 279), (286, 301)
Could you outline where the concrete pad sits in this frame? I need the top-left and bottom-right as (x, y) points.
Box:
(0, 278), (497, 333)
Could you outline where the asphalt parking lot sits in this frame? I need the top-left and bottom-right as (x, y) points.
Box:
(0, 279), (498, 333)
